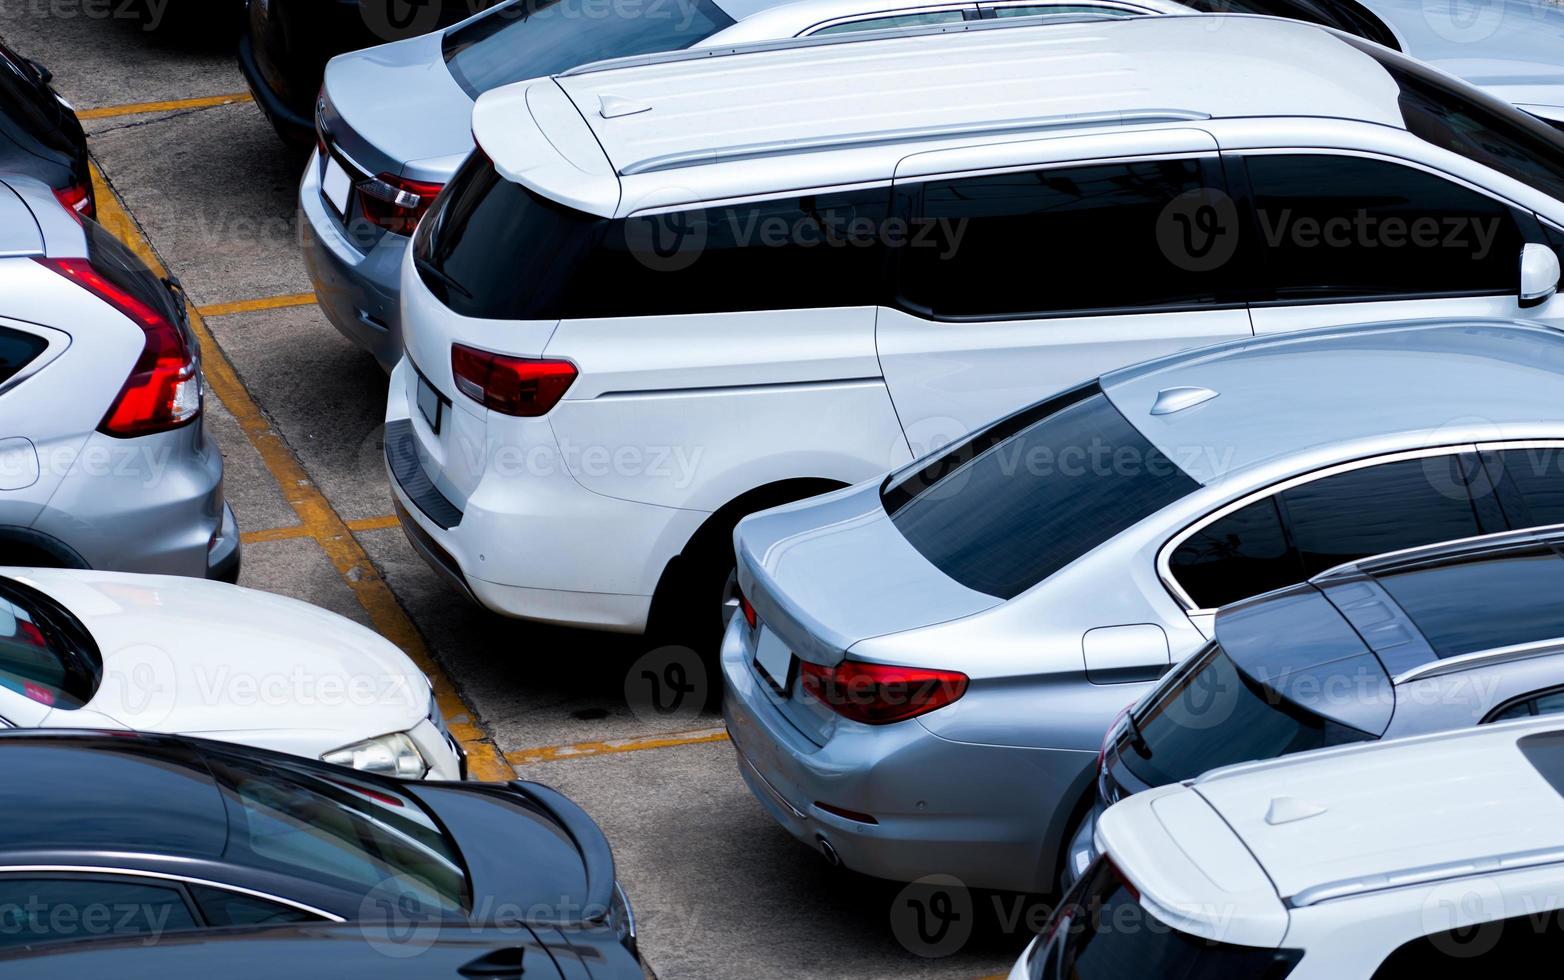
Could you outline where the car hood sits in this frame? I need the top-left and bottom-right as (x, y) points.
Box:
(12, 569), (428, 747)
(1363, 0), (1564, 112)
(734, 482), (1001, 666)
(322, 31), (475, 181)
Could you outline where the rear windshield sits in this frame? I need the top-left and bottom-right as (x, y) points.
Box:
(1376, 548), (1564, 658)
(1035, 859), (1303, 979)
(0, 43), (73, 156)
(0, 577), (101, 710)
(1344, 36), (1564, 203)
(442, 0), (734, 97)
(1116, 642), (1376, 789)
(83, 218), (189, 338)
(1184, 0), (1398, 48)
(883, 384), (1198, 599)
(205, 749), (469, 914)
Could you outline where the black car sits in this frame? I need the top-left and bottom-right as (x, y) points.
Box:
(0, 730), (637, 958)
(0, 43), (92, 218)
(0, 923), (644, 980)
(240, 0), (498, 146)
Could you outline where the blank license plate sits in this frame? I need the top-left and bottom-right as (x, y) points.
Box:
(754, 627), (794, 694)
(416, 374), (444, 434)
(322, 156), (351, 218)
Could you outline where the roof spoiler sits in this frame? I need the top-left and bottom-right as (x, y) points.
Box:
(472, 80), (620, 218)
(510, 780), (618, 925)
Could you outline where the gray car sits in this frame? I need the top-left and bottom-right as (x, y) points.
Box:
(722, 318), (1564, 894)
(0, 175), (238, 579)
(1068, 524), (1564, 886)
(302, 0), (1564, 370)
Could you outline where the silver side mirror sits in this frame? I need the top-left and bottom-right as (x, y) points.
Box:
(1521, 243), (1560, 309)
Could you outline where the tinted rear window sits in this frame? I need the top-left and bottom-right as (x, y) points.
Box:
(0, 577), (101, 710)
(1377, 549), (1564, 657)
(0, 44), (72, 156)
(1117, 642), (1377, 789)
(442, 0), (733, 97)
(1037, 859), (1303, 979)
(884, 385), (1198, 599)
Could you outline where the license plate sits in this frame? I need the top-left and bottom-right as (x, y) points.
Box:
(754, 627), (794, 695)
(322, 156), (351, 218)
(416, 374), (444, 434)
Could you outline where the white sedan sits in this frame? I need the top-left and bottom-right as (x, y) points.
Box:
(0, 568), (463, 779)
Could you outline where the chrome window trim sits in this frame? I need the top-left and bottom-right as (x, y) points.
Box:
(799, 3), (975, 36)
(1394, 638), (1564, 685)
(979, 0), (1158, 12)
(0, 866), (343, 922)
(892, 146), (1219, 187)
(1155, 443), (1479, 614)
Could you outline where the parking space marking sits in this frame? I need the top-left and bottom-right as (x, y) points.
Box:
(77, 92), (255, 120)
(241, 514), (401, 545)
(507, 727), (731, 767)
(197, 293), (319, 318)
(90, 161), (516, 784)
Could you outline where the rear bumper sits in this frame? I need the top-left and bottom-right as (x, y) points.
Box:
(720, 615), (1082, 893)
(383, 358), (700, 633)
(237, 31), (316, 146)
(31, 421), (238, 580)
(299, 149), (407, 372)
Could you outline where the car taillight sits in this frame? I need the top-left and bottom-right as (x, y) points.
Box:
(451, 344), (576, 417)
(738, 590), (758, 630)
(36, 257), (200, 437)
(799, 659), (968, 725)
(53, 182), (93, 220)
(358, 172), (444, 236)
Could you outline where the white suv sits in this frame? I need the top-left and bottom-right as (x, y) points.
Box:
(391, 15), (1564, 634)
(1011, 714), (1564, 978)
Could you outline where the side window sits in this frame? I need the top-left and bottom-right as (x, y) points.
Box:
(1488, 687), (1564, 723)
(810, 10), (968, 34)
(1245, 154), (1527, 302)
(1373, 909), (1563, 975)
(1168, 498), (1302, 610)
(0, 877), (198, 947)
(1280, 456), (1482, 577)
(187, 884), (318, 927)
(572, 188), (891, 317)
(897, 157), (1240, 319)
(0, 327), (47, 386)
(1483, 448), (1564, 529)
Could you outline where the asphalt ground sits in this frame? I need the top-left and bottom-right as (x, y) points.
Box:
(0, 4), (1045, 976)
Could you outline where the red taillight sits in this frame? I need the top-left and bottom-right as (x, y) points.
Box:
(36, 257), (200, 437)
(738, 591), (758, 630)
(451, 344), (576, 417)
(358, 172), (444, 236)
(53, 182), (93, 220)
(799, 659), (968, 725)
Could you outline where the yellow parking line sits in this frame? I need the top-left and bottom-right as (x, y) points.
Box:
(240, 514), (402, 545)
(197, 293), (319, 318)
(77, 92), (254, 121)
(90, 162), (515, 784)
(507, 727), (731, 767)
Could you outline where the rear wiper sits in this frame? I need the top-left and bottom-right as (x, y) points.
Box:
(1124, 709), (1152, 759)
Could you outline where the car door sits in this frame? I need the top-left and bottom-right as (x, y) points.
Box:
(1236, 150), (1564, 334)
(1161, 448), (1497, 635)
(878, 129), (1256, 449)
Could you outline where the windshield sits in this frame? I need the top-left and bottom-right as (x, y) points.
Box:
(883, 384), (1198, 600)
(0, 577), (102, 710)
(1344, 36), (1564, 203)
(1116, 642), (1376, 788)
(205, 749), (469, 914)
(1034, 859), (1303, 979)
(442, 0), (735, 97)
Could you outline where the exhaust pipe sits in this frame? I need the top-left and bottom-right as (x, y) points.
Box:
(817, 835), (842, 867)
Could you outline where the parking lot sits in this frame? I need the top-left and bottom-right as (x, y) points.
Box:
(0, 4), (1036, 977)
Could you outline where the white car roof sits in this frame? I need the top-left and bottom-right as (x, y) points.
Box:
(1097, 714), (1564, 947)
(471, 15), (1405, 216)
(1100, 319), (1564, 485)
